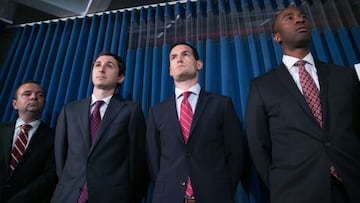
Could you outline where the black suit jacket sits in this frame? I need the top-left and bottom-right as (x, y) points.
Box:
(51, 95), (148, 203)
(0, 121), (57, 203)
(146, 90), (245, 203)
(246, 61), (360, 203)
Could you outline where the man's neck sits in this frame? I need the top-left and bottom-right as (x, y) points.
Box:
(282, 46), (310, 59)
(92, 88), (115, 99)
(175, 79), (198, 91)
(19, 113), (41, 124)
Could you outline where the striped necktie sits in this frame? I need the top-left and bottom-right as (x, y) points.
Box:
(9, 124), (32, 176)
(179, 91), (194, 197)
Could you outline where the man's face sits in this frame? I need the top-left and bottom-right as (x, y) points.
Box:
(12, 83), (45, 115)
(92, 55), (124, 90)
(273, 7), (311, 48)
(169, 44), (202, 82)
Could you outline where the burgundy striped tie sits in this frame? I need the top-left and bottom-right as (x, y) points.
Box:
(179, 92), (194, 197)
(78, 100), (104, 203)
(9, 124), (32, 176)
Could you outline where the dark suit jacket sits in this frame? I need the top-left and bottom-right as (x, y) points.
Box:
(246, 61), (360, 203)
(51, 95), (148, 203)
(0, 121), (57, 203)
(146, 90), (244, 203)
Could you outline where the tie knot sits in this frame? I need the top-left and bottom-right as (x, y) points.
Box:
(294, 60), (307, 69)
(22, 124), (32, 132)
(182, 91), (192, 99)
(94, 100), (104, 109)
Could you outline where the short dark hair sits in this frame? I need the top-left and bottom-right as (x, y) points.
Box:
(169, 42), (200, 60)
(94, 51), (126, 76)
(272, 6), (301, 34)
(13, 80), (43, 99)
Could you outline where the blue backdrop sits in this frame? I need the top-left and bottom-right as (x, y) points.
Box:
(1, 0), (359, 202)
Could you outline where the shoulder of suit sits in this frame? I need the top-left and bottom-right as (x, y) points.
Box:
(64, 97), (90, 107)
(0, 121), (15, 131)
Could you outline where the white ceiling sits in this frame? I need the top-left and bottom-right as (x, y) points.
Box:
(0, 0), (174, 25)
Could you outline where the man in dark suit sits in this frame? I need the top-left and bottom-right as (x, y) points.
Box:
(51, 52), (148, 203)
(146, 42), (245, 203)
(0, 81), (57, 202)
(246, 6), (360, 203)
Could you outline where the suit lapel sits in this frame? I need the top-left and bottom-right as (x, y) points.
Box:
(16, 123), (47, 169)
(189, 90), (208, 138)
(89, 96), (125, 153)
(77, 98), (92, 150)
(1, 122), (15, 172)
(315, 61), (329, 128)
(275, 64), (319, 125)
(169, 95), (185, 143)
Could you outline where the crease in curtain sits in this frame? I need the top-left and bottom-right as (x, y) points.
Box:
(0, 0), (359, 203)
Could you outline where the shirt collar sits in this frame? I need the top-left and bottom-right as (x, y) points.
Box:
(283, 52), (315, 69)
(15, 117), (41, 129)
(91, 94), (112, 106)
(175, 83), (201, 99)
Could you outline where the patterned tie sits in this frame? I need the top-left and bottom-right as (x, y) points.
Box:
(296, 60), (322, 128)
(9, 124), (32, 176)
(296, 61), (341, 181)
(179, 92), (194, 197)
(89, 100), (104, 143)
(78, 100), (104, 203)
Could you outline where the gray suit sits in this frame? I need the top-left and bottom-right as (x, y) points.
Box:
(51, 96), (148, 203)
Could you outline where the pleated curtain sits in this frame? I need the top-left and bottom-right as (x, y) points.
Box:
(0, 0), (359, 202)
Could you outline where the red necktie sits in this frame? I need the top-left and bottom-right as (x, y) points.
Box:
(9, 124), (32, 176)
(296, 60), (322, 128)
(78, 100), (104, 203)
(179, 92), (194, 197)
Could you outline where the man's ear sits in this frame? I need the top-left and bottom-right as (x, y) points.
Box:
(117, 74), (125, 85)
(196, 60), (203, 71)
(273, 32), (282, 43)
(12, 99), (18, 110)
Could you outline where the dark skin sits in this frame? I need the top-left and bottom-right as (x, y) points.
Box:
(273, 7), (312, 59)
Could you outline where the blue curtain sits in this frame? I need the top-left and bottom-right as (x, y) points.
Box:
(1, 0), (359, 202)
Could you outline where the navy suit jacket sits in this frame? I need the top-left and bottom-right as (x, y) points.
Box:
(146, 90), (245, 203)
(246, 61), (360, 203)
(0, 121), (57, 203)
(51, 95), (148, 203)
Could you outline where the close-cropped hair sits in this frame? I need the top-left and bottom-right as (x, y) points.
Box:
(94, 51), (126, 76)
(169, 42), (200, 60)
(271, 5), (302, 34)
(13, 80), (43, 99)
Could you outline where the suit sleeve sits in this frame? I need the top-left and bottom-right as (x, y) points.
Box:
(54, 106), (68, 178)
(128, 104), (149, 202)
(145, 107), (160, 182)
(245, 81), (271, 187)
(223, 98), (245, 191)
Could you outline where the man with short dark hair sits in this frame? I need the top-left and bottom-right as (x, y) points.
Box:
(146, 42), (245, 203)
(51, 52), (149, 203)
(0, 81), (57, 202)
(246, 6), (360, 203)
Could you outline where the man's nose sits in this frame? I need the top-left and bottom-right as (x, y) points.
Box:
(30, 92), (37, 100)
(296, 16), (306, 23)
